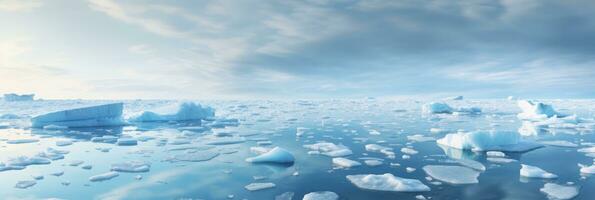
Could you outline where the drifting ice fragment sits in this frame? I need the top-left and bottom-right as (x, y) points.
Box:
(578, 163), (595, 174)
(346, 173), (430, 192)
(244, 182), (276, 191)
(422, 102), (453, 114)
(332, 157), (361, 168)
(15, 180), (36, 189)
(436, 130), (542, 152)
(111, 160), (150, 172)
(303, 142), (352, 157)
(89, 172), (119, 182)
(520, 164), (558, 179)
(246, 147), (295, 164)
(7, 138), (39, 144)
(31, 103), (124, 128)
(540, 140), (578, 148)
(407, 134), (436, 142)
(302, 191), (339, 200)
(540, 183), (579, 200)
(116, 138), (138, 146)
(364, 159), (383, 166)
(422, 165), (480, 184)
(129, 102), (214, 122)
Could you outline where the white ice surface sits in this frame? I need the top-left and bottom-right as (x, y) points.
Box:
(332, 157), (361, 168)
(520, 164), (558, 179)
(422, 165), (480, 184)
(129, 102), (214, 122)
(244, 182), (276, 191)
(31, 103), (124, 128)
(89, 172), (119, 182)
(245, 147), (295, 163)
(302, 191), (339, 200)
(346, 173), (430, 192)
(304, 142), (353, 157)
(540, 183), (579, 200)
(437, 130), (542, 152)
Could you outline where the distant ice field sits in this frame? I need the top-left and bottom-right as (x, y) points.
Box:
(0, 99), (594, 199)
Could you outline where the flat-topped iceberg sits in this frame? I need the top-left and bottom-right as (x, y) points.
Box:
(245, 147), (295, 164)
(302, 191), (339, 200)
(517, 100), (565, 121)
(437, 130), (542, 152)
(333, 157), (362, 168)
(129, 102), (214, 122)
(31, 103), (124, 128)
(346, 173), (430, 192)
(540, 183), (579, 200)
(3, 93), (34, 101)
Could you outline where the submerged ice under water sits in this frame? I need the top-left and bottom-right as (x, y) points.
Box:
(0, 99), (594, 199)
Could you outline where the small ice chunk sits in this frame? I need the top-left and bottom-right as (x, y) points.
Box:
(520, 164), (558, 179)
(296, 127), (309, 137)
(31, 103), (124, 128)
(401, 147), (418, 155)
(346, 173), (430, 192)
(422, 102), (453, 114)
(245, 147), (295, 164)
(51, 171), (64, 176)
(332, 157), (361, 168)
(89, 172), (119, 182)
(116, 138), (138, 146)
(423, 165), (480, 184)
(487, 157), (517, 163)
(250, 146), (272, 155)
(56, 140), (73, 146)
(303, 142), (352, 157)
(275, 192), (294, 200)
(364, 159), (383, 166)
(406, 167), (416, 173)
(578, 163), (595, 174)
(129, 102), (214, 122)
(15, 180), (36, 189)
(540, 183), (579, 200)
(111, 160), (150, 172)
(302, 191), (339, 200)
(446, 96), (463, 100)
(577, 146), (595, 153)
(486, 151), (505, 157)
(364, 144), (394, 157)
(82, 164), (93, 170)
(244, 182), (276, 191)
(407, 134), (436, 142)
(68, 160), (84, 166)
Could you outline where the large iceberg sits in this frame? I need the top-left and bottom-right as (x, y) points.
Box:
(436, 130), (542, 152)
(129, 102), (214, 122)
(31, 103), (124, 128)
(3, 93), (34, 101)
(346, 173), (430, 192)
(517, 100), (564, 121)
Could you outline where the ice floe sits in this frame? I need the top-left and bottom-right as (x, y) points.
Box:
(422, 165), (480, 184)
(346, 173), (430, 192)
(246, 147), (295, 164)
(540, 183), (579, 200)
(578, 163), (595, 174)
(15, 180), (36, 189)
(111, 160), (151, 172)
(302, 191), (339, 200)
(89, 172), (119, 182)
(422, 102), (453, 114)
(129, 102), (214, 122)
(244, 182), (276, 191)
(520, 164), (558, 179)
(31, 103), (124, 128)
(436, 130), (542, 152)
(407, 134), (436, 142)
(332, 157), (361, 168)
(304, 142), (353, 157)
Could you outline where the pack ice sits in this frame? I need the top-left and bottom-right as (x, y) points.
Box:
(31, 103), (124, 128)
(436, 130), (542, 152)
(129, 102), (214, 122)
(422, 102), (481, 115)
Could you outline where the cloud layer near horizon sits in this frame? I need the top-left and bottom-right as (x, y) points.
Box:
(1, 0), (594, 99)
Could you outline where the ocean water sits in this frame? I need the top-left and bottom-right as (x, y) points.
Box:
(0, 99), (594, 200)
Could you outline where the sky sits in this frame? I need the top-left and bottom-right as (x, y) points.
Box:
(0, 0), (594, 100)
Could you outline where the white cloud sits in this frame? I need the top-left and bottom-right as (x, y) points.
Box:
(0, 0), (42, 12)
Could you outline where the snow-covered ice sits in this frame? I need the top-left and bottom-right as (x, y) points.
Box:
(244, 182), (276, 191)
(520, 164), (558, 179)
(332, 157), (361, 168)
(517, 100), (564, 121)
(31, 103), (124, 128)
(303, 142), (353, 157)
(437, 130), (542, 152)
(111, 160), (151, 172)
(540, 183), (579, 200)
(346, 173), (430, 192)
(302, 191), (339, 200)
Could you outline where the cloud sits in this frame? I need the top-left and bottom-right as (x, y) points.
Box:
(0, 0), (42, 12)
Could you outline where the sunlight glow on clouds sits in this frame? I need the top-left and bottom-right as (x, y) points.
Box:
(1, 0), (594, 99)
